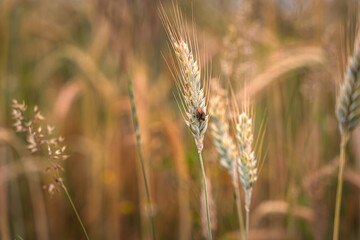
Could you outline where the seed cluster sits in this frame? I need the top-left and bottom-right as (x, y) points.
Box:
(12, 99), (68, 195)
(210, 90), (236, 172)
(173, 40), (209, 152)
(236, 113), (258, 192)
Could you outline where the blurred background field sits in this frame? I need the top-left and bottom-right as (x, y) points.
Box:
(0, 0), (360, 239)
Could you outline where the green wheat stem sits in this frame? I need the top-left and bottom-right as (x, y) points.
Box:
(198, 152), (212, 240)
(127, 76), (156, 240)
(333, 131), (348, 240)
(61, 183), (90, 240)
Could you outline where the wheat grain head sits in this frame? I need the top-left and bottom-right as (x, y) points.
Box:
(336, 32), (360, 134)
(159, 4), (210, 152)
(209, 83), (236, 173)
(233, 100), (265, 210)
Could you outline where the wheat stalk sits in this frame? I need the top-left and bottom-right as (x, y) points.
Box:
(159, 4), (212, 239)
(236, 112), (256, 240)
(209, 84), (245, 238)
(234, 104), (264, 240)
(333, 31), (360, 240)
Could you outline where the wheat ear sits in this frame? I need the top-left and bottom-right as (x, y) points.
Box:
(159, 4), (212, 239)
(210, 86), (245, 238)
(333, 32), (360, 240)
(235, 106), (264, 240)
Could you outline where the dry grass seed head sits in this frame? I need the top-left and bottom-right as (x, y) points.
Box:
(159, 3), (211, 152)
(12, 99), (68, 195)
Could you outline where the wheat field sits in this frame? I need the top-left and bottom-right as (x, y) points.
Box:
(1, 0), (360, 239)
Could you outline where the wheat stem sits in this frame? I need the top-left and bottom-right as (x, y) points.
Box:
(61, 183), (90, 240)
(199, 152), (212, 240)
(245, 209), (249, 240)
(232, 164), (245, 239)
(333, 131), (348, 240)
(245, 189), (252, 240)
(127, 76), (156, 240)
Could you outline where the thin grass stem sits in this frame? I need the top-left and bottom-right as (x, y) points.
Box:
(61, 183), (90, 240)
(333, 131), (348, 240)
(127, 76), (156, 240)
(198, 152), (212, 240)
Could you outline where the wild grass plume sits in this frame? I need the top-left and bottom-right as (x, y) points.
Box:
(159, 4), (212, 239)
(333, 30), (360, 240)
(11, 99), (90, 240)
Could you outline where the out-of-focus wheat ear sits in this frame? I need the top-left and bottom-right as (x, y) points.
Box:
(209, 81), (245, 236)
(209, 82), (236, 172)
(229, 82), (265, 240)
(333, 27), (360, 240)
(336, 32), (360, 134)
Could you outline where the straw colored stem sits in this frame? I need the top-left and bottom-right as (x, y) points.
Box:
(199, 152), (212, 240)
(127, 76), (156, 240)
(244, 189), (252, 240)
(246, 209), (249, 240)
(232, 164), (245, 239)
(61, 183), (90, 240)
(333, 131), (348, 240)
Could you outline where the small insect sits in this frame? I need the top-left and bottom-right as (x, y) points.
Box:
(196, 107), (206, 121)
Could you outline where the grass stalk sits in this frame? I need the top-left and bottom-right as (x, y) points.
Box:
(127, 76), (156, 240)
(198, 152), (212, 240)
(333, 131), (348, 240)
(61, 183), (90, 240)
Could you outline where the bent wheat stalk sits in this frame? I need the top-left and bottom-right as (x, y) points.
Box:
(333, 31), (360, 240)
(159, 4), (212, 239)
